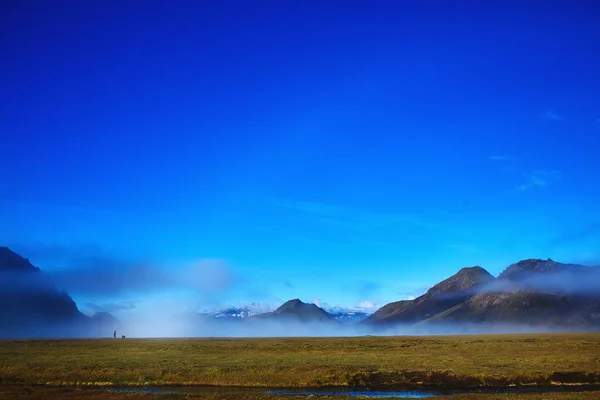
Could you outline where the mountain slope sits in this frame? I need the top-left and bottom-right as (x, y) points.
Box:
(0, 247), (88, 335)
(429, 259), (600, 328)
(367, 259), (600, 330)
(364, 266), (495, 325)
(0, 247), (117, 338)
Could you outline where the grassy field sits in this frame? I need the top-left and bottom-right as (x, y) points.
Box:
(1, 333), (599, 391)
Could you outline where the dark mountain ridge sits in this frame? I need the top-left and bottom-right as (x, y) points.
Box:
(365, 266), (495, 325)
(366, 259), (600, 330)
(0, 247), (41, 273)
(0, 247), (116, 338)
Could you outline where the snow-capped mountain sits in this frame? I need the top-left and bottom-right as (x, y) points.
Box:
(214, 307), (258, 319)
(209, 303), (272, 320)
(205, 303), (372, 324)
(325, 306), (371, 324)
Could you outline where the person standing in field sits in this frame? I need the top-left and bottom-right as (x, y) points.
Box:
(113, 330), (116, 339)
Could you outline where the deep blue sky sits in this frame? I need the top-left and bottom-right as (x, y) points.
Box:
(2, 1), (600, 317)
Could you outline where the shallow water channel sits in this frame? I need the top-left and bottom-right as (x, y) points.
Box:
(108, 384), (600, 398)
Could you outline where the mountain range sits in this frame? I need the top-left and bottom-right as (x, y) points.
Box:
(1, 246), (599, 338)
(364, 259), (600, 330)
(208, 303), (369, 324)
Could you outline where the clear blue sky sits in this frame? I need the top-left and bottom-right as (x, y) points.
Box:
(1, 1), (599, 317)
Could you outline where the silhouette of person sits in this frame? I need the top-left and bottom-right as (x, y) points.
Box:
(113, 330), (116, 339)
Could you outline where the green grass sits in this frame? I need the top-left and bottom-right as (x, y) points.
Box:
(1, 333), (599, 389)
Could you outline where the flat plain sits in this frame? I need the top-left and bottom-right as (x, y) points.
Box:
(1, 333), (600, 399)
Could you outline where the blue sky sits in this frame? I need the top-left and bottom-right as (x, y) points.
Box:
(1, 1), (600, 317)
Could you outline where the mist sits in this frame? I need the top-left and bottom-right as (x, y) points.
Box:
(104, 314), (594, 339)
(3, 244), (600, 339)
(480, 265), (600, 297)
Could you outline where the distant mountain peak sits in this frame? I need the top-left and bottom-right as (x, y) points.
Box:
(325, 306), (371, 324)
(458, 266), (488, 274)
(255, 298), (337, 323)
(426, 265), (494, 296)
(498, 258), (579, 281)
(278, 298), (305, 309)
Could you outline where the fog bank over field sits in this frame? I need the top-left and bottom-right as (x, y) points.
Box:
(1, 247), (600, 339)
(115, 316), (594, 339)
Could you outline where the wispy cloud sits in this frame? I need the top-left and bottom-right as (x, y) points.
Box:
(268, 198), (440, 234)
(13, 243), (237, 298)
(84, 301), (138, 314)
(488, 156), (562, 191)
(338, 281), (382, 304)
(447, 244), (481, 253)
(517, 175), (547, 191)
(516, 170), (562, 191)
(284, 280), (294, 289)
(354, 300), (379, 313)
(550, 222), (600, 247)
(0, 195), (98, 214)
(534, 170), (562, 178)
(541, 111), (563, 120)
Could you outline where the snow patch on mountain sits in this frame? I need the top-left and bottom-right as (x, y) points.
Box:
(209, 303), (273, 320)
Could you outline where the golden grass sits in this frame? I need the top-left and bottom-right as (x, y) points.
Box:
(1, 333), (599, 388)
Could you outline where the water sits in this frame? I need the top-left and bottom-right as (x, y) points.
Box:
(107, 384), (600, 398)
(267, 388), (440, 398)
(108, 386), (441, 397)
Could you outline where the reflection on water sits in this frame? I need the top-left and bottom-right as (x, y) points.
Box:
(108, 384), (600, 398)
(108, 386), (442, 399)
(108, 386), (441, 397)
(268, 389), (439, 398)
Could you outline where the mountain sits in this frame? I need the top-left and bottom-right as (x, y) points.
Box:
(214, 307), (257, 320)
(0, 247), (41, 273)
(211, 302), (273, 320)
(208, 304), (370, 324)
(429, 259), (600, 328)
(86, 312), (120, 337)
(364, 266), (495, 325)
(0, 247), (117, 338)
(365, 259), (600, 330)
(253, 299), (338, 323)
(325, 306), (371, 324)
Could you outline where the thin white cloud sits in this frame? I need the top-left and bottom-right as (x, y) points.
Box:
(354, 300), (379, 313)
(534, 170), (562, 179)
(541, 111), (562, 120)
(516, 169), (563, 191)
(268, 197), (440, 232)
(447, 244), (481, 253)
(517, 175), (547, 191)
(84, 301), (138, 314)
(14, 243), (237, 298)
